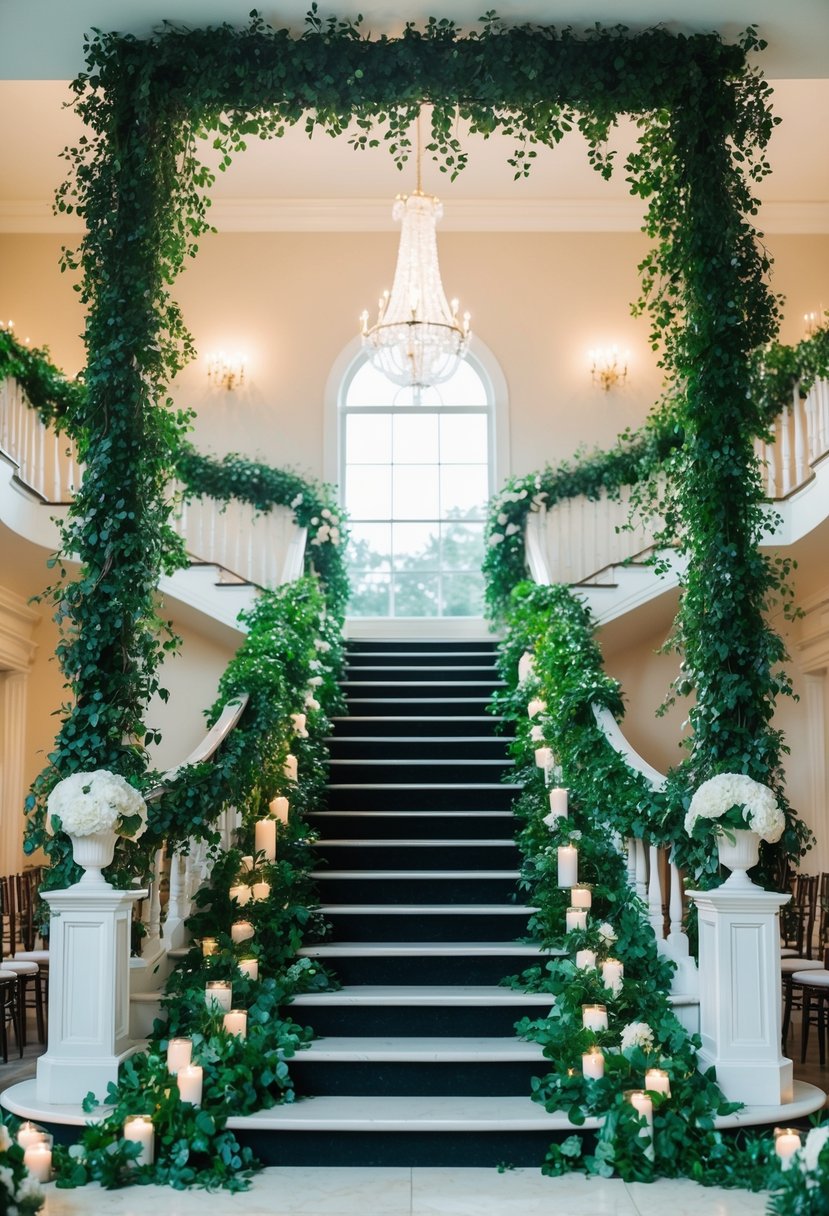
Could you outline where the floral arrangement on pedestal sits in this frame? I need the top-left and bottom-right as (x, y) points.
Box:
(46, 770), (147, 840)
(683, 773), (785, 845)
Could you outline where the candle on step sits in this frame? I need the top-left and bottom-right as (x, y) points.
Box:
(530, 724), (545, 743)
(123, 1115), (155, 1166)
(601, 958), (624, 996)
(269, 795), (289, 824)
(644, 1068), (671, 1098)
(566, 906), (588, 933)
(16, 1122), (45, 1150)
(223, 1009), (248, 1039)
(229, 884), (251, 906)
(557, 844), (578, 888)
(254, 817), (276, 861)
(231, 921), (255, 945)
(251, 881), (271, 901)
(582, 1004), (608, 1032)
(527, 697), (546, 719)
(582, 1048), (605, 1080)
(571, 884), (592, 910)
(628, 1091), (654, 1160)
(534, 746), (552, 776)
(176, 1064), (203, 1107)
(518, 652), (534, 683)
(166, 1037), (192, 1075)
(23, 1141), (52, 1182)
(200, 937), (218, 957)
(548, 788), (568, 819)
(205, 980), (233, 1012)
(238, 957), (259, 982)
(283, 753), (298, 782)
(291, 712), (308, 737)
(575, 948), (597, 971)
(775, 1128), (801, 1167)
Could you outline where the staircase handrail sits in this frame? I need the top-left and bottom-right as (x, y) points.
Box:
(144, 692), (249, 800)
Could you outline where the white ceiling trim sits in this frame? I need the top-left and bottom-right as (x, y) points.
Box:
(1, 198), (828, 235)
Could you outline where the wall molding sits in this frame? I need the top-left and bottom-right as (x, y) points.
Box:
(0, 584), (39, 672)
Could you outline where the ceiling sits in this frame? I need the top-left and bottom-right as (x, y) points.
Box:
(1, 0), (828, 232)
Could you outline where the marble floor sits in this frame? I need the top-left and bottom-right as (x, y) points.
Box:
(38, 1168), (770, 1216)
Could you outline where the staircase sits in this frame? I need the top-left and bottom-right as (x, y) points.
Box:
(250, 638), (566, 1166)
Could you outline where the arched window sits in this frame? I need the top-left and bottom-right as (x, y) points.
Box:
(337, 348), (503, 619)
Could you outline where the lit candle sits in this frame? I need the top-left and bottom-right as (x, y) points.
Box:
(238, 957), (259, 982)
(254, 818), (276, 861)
(291, 712), (308, 737)
(557, 844), (578, 888)
(775, 1128), (801, 1167)
(223, 1009), (248, 1039)
(548, 788), (568, 818)
(229, 884), (251, 906)
(269, 796), (289, 824)
(251, 881), (271, 901)
(201, 937), (218, 957)
(527, 698), (546, 719)
(582, 1004), (608, 1032)
(575, 948), (597, 970)
(518, 652), (534, 683)
(176, 1063), (203, 1107)
(123, 1115), (155, 1166)
(283, 753), (298, 782)
(166, 1037), (192, 1075)
(582, 1048), (605, 1080)
(601, 958), (624, 996)
(644, 1068), (671, 1097)
(205, 981), (233, 1012)
(566, 907), (588, 933)
(16, 1122), (45, 1150)
(231, 921), (255, 945)
(534, 746), (552, 774)
(628, 1090), (654, 1160)
(571, 884), (592, 910)
(240, 855), (254, 872)
(23, 1142), (52, 1182)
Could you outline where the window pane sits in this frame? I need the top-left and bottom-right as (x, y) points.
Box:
(345, 465), (391, 520)
(441, 522), (484, 571)
(441, 573), (485, 617)
(440, 464), (488, 516)
(347, 523), (392, 572)
(346, 361), (397, 407)
(393, 522), (440, 569)
(349, 572), (391, 616)
(393, 573), (439, 617)
(437, 360), (488, 406)
(440, 413), (488, 463)
(346, 414), (392, 463)
(393, 414), (439, 464)
(393, 464), (439, 519)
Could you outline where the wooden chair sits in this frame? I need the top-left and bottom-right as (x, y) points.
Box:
(0, 969), (23, 1062)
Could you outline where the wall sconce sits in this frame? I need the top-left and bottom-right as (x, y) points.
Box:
(803, 310), (825, 338)
(206, 351), (246, 391)
(589, 346), (629, 392)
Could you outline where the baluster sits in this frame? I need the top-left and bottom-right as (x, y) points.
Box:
(804, 384), (817, 466)
(648, 844), (664, 940)
(143, 844), (164, 955)
(52, 436), (62, 501)
(209, 498), (218, 568)
(166, 850), (184, 927)
(634, 837), (647, 903)
(36, 417), (46, 496)
(779, 403), (792, 496)
(793, 385), (808, 486)
(667, 852), (690, 956)
(818, 379), (829, 458)
(626, 836), (637, 890)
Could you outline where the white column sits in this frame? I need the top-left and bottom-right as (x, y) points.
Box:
(688, 883), (792, 1106)
(803, 672), (829, 875)
(0, 671), (28, 873)
(36, 883), (147, 1105)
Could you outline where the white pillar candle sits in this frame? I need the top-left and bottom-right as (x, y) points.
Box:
(566, 907), (588, 933)
(291, 712), (308, 737)
(240, 855), (254, 872)
(176, 1063), (203, 1107)
(557, 845), (578, 888)
(251, 881), (271, 901)
(527, 697), (546, 718)
(231, 921), (255, 945)
(582, 1048), (605, 1080)
(123, 1115), (155, 1166)
(601, 958), (624, 996)
(518, 652), (534, 683)
(229, 884), (251, 906)
(254, 817), (276, 861)
(582, 1004), (608, 1032)
(205, 981), (233, 1012)
(269, 795), (289, 824)
(238, 957), (259, 982)
(571, 884), (592, 909)
(575, 948), (597, 970)
(201, 937), (218, 957)
(534, 746), (552, 774)
(628, 1090), (654, 1160)
(775, 1128), (801, 1167)
(548, 788), (569, 818)
(16, 1122), (45, 1150)
(23, 1142), (52, 1182)
(283, 753), (298, 782)
(530, 724), (545, 743)
(223, 1009), (248, 1039)
(166, 1036), (192, 1075)
(644, 1068), (671, 1097)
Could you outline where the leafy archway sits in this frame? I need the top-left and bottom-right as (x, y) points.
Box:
(50, 13), (784, 808)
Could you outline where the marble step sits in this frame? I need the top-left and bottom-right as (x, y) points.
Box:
(343, 681), (504, 697)
(299, 940), (561, 986)
(306, 810), (517, 841)
(313, 839), (521, 869)
(320, 903), (536, 943)
(346, 640), (496, 655)
(292, 984), (553, 1036)
(312, 870), (520, 903)
(327, 783), (519, 812)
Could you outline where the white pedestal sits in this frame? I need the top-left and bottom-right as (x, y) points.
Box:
(36, 883), (147, 1105)
(688, 881), (793, 1106)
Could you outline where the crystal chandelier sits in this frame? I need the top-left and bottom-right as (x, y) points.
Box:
(360, 114), (470, 389)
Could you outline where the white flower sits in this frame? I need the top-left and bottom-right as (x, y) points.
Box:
(307, 676), (323, 687)
(0, 1165), (13, 1192)
(803, 1126), (829, 1173)
(304, 695), (321, 711)
(321, 508), (331, 519)
(47, 770), (147, 839)
(329, 528), (340, 544)
(311, 516), (319, 525)
(684, 773), (785, 843)
(488, 533), (504, 547)
(15, 1173), (43, 1204)
(315, 639), (330, 652)
(290, 493), (303, 508)
(0, 1123), (10, 1151)
(505, 523), (521, 536)
(497, 512), (508, 525)
(620, 1021), (655, 1054)
(309, 659), (322, 670)
(598, 922), (616, 945)
(530, 725), (544, 743)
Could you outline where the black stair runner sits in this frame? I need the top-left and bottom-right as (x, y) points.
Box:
(237, 637), (564, 1168)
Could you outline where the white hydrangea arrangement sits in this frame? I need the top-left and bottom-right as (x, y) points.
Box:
(308, 506), (342, 547)
(620, 1021), (655, 1054)
(684, 773), (785, 843)
(46, 770), (147, 840)
(598, 922), (617, 945)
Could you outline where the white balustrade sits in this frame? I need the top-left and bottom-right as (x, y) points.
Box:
(0, 376), (81, 502)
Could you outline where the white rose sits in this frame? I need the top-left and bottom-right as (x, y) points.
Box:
(497, 512), (508, 525)
(488, 533), (504, 547)
(620, 1021), (655, 1054)
(598, 922), (616, 945)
